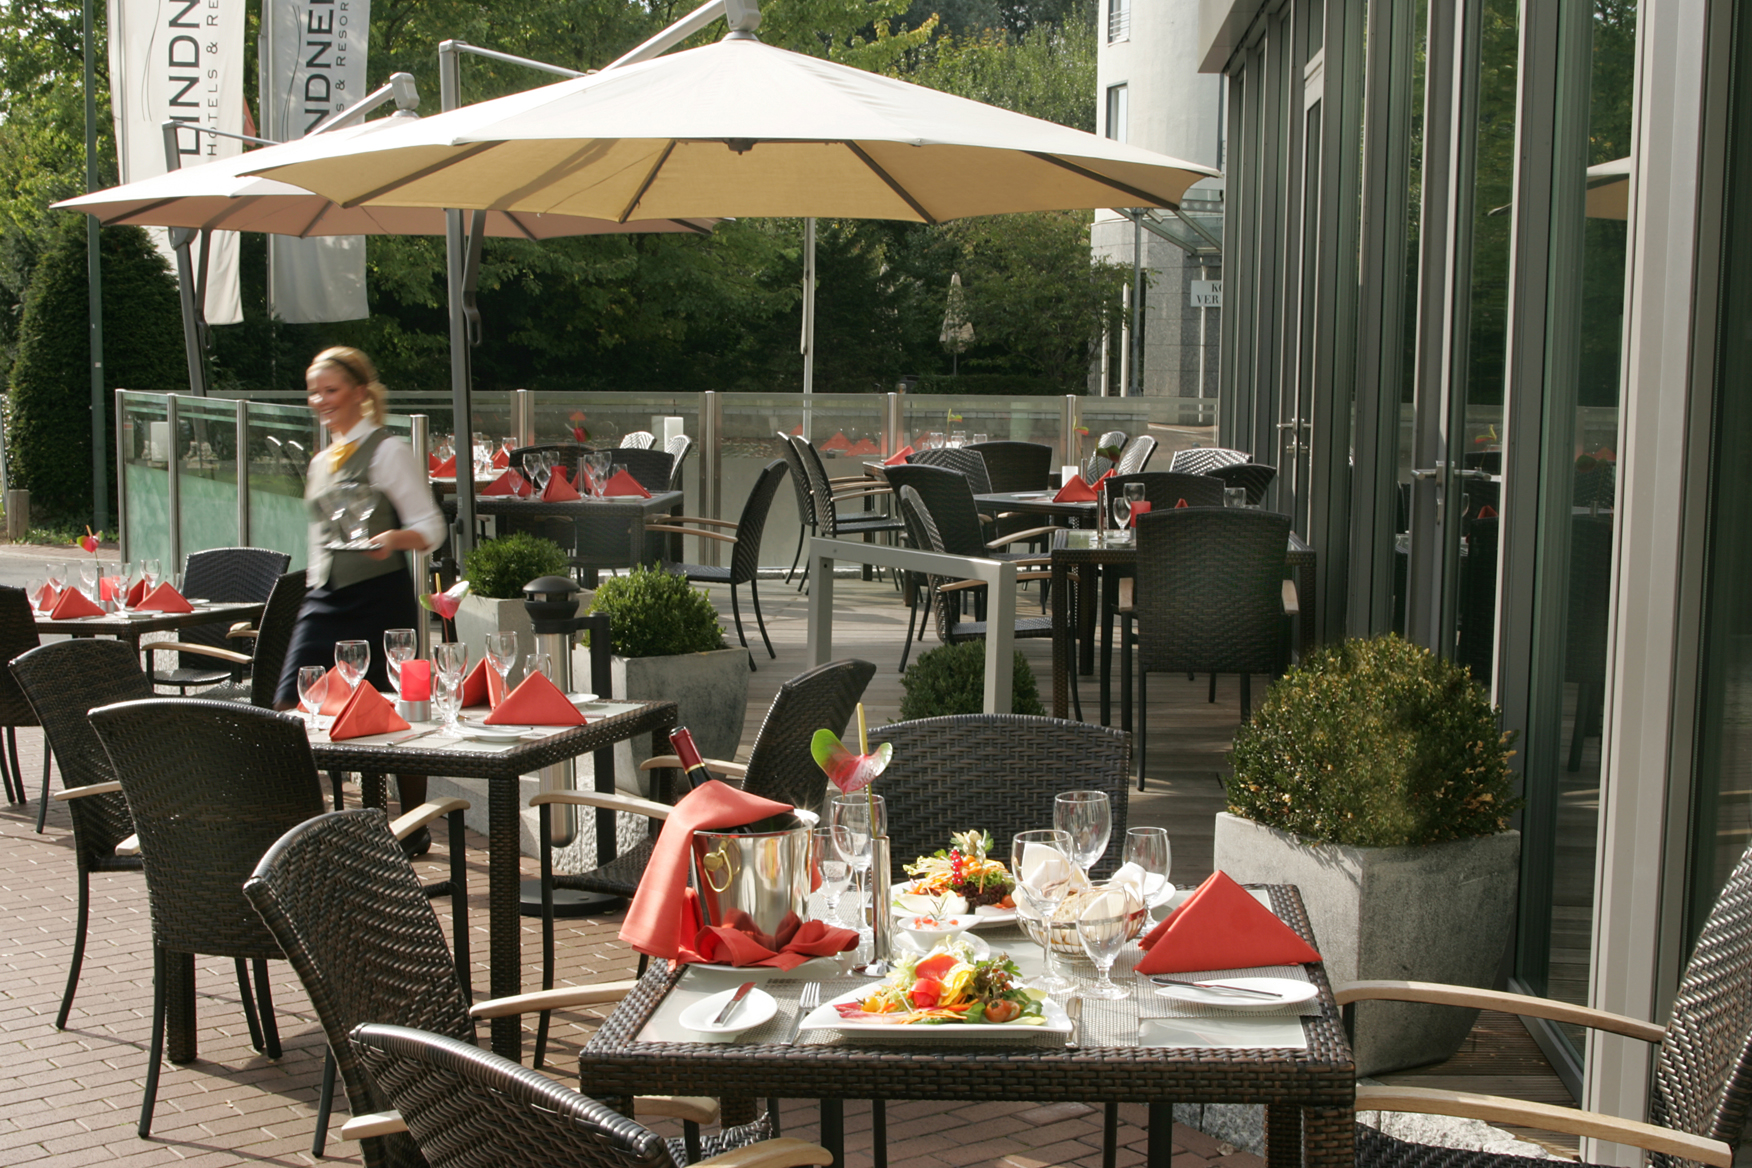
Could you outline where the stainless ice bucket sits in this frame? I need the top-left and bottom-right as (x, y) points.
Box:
(689, 814), (811, 936)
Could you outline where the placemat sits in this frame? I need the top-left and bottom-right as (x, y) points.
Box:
(745, 976), (879, 1045)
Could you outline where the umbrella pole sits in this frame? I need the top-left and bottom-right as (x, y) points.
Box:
(442, 45), (477, 559)
(801, 217), (816, 440)
(159, 125), (208, 398)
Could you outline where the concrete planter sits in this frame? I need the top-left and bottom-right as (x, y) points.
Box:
(609, 646), (750, 795)
(1212, 812), (1520, 1076)
(451, 594), (533, 691)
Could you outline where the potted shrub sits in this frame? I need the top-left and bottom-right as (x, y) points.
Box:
(898, 641), (1047, 719)
(1214, 633), (1522, 1076)
(454, 532), (572, 691)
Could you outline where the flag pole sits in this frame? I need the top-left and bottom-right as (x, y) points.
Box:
(85, 0), (107, 530)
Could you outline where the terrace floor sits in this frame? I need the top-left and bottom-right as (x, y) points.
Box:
(0, 553), (1577, 1167)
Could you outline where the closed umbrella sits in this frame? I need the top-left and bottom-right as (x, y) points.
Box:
(940, 272), (973, 375)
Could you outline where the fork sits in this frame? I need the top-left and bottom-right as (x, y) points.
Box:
(790, 982), (821, 1043)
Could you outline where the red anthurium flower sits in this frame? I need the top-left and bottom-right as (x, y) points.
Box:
(420, 579), (471, 621)
(810, 729), (892, 794)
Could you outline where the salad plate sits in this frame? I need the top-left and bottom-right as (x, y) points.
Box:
(797, 947), (1066, 1041)
(892, 880), (1017, 927)
(894, 930), (990, 961)
(799, 987), (1069, 1042)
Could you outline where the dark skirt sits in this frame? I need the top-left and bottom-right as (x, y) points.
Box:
(274, 564), (420, 706)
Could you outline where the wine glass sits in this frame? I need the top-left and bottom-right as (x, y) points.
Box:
(485, 631), (519, 690)
(297, 665), (330, 729)
(812, 826), (852, 927)
(140, 558), (161, 593)
(830, 793), (887, 945)
(522, 452), (548, 493)
(44, 563), (65, 597)
(334, 640), (370, 692)
(433, 641), (468, 684)
(1077, 882), (1143, 1000)
(1123, 482), (1147, 527)
(78, 560), (98, 600)
(1054, 790), (1113, 875)
(430, 670), (462, 731)
(524, 649), (553, 682)
(1123, 827), (1173, 924)
(1012, 829), (1075, 995)
(383, 628), (417, 693)
(589, 451), (613, 496)
(1110, 487), (1134, 531)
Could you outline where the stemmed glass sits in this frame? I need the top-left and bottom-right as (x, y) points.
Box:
(830, 793), (887, 947)
(524, 649), (553, 682)
(432, 642), (468, 730)
(1122, 827), (1173, 924)
(431, 671), (462, 731)
(522, 452), (549, 494)
(44, 563), (65, 601)
(1077, 882), (1143, 1000)
(1122, 482), (1146, 528)
(297, 665), (330, 729)
(1054, 791), (1113, 875)
(1012, 829), (1076, 996)
(485, 631), (519, 692)
(383, 629), (417, 694)
(78, 560), (98, 601)
(588, 451), (613, 496)
(334, 640), (370, 694)
(811, 826), (852, 927)
(140, 559), (161, 594)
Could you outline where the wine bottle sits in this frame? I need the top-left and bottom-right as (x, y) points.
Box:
(670, 726), (718, 790)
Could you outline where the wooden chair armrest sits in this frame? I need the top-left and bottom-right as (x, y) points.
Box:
(696, 1138), (837, 1168)
(830, 488), (891, 503)
(826, 474), (871, 485)
(670, 516), (741, 529)
(338, 1112), (407, 1141)
(468, 980), (641, 1019)
(1282, 579), (1300, 616)
(55, 780), (122, 801)
(1005, 556), (1052, 567)
(530, 790), (672, 820)
(640, 754), (748, 778)
(148, 642), (253, 666)
(936, 579), (987, 595)
(390, 798), (472, 841)
(1016, 572), (1052, 582)
(634, 1096), (720, 1125)
(988, 525), (1063, 546)
(1334, 980), (1665, 1043)
(645, 524), (738, 545)
(226, 622), (259, 640)
(115, 834), (140, 856)
(1355, 1085), (1731, 1168)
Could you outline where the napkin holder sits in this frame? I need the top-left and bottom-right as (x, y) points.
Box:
(395, 698), (430, 723)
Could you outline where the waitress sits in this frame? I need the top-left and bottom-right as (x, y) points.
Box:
(276, 347), (448, 848)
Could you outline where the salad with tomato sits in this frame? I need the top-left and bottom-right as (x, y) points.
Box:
(904, 829), (1016, 911)
(834, 943), (1045, 1026)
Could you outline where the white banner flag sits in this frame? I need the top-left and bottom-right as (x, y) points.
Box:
(261, 0), (371, 323)
(106, 0), (244, 326)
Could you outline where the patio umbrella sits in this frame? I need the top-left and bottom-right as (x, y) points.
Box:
(940, 273), (973, 376)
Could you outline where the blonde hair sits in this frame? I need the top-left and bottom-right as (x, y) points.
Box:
(308, 346), (389, 425)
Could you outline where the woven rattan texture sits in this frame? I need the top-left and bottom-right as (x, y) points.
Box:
(246, 808), (478, 1168)
(1115, 436), (1157, 476)
(170, 546), (292, 664)
(90, 698), (325, 960)
(1133, 508), (1291, 675)
(11, 640), (150, 862)
(898, 487), (1054, 647)
(1167, 447), (1252, 476)
(0, 585), (42, 727)
(1353, 1124), (1560, 1168)
(200, 570), (306, 706)
(773, 434), (818, 528)
(789, 435), (903, 539)
(884, 464), (988, 558)
(353, 1023), (675, 1168)
(556, 838), (656, 900)
(910, 447), (994, 497)
(870, 714), (1130, 881)
(1207, 463), (1278, 506)
(966, 441), (1053, 493)
(739, 658), (875, 815)
(665, 435), (692, 493)
(621, 431), (657, 450)
(1107, 471), (1226, 511)
(615, 448), (677, 495)
(732, 460), (788, 586)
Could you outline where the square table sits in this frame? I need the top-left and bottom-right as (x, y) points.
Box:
(35, 600), (267, 654)
(441, 490), (685, 580)
(580, 884), (1353, 1168)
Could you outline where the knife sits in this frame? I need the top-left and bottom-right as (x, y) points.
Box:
(713, 981), (756, 1026)
(388, 728), (439, 747)
(1150, 977), (1285, 1000)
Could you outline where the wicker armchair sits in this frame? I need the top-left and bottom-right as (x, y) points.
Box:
(1345, 834), (1752, 1168)
(773, 433), (820, 586)
(1167, 446), (1251, 476)
(350, 1023), (833, 1168)
(0, 585), (45, 825)
(666, 433), (694, 494)
(199, 569), (307, 708)
(1106, 471), (1225, 510)
(144, 546), (291, 692)
(648, 459), (788, 664)
(786, 433), (903, 542)
(616, 447), (677, 495)
(966, 441), (1053, 492)
(909, 446), (994, 496)
(1114, 434), (1157, 475)
(620, 430), (657, 449)
(9, 640), (152, 1028)
(870, 715), (1130, 880)
(508, 442), (590, 474)
(532, 658), (876, 1068)
(1124, 508), (1292, 790)
(1086, 430), (1128, 477)
(1207, 461), (1278, 506)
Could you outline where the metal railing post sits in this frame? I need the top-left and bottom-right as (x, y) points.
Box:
(514, 388), (533, 447)
(115, 389), (130, 563)
(700, 391), (722, 567)
(409, 414), (432, 658)
(166, 394), (182, 574)
(235, 398), (250, 547)
(1061, 395), (1080, 470)
(884, 392), (903, 457)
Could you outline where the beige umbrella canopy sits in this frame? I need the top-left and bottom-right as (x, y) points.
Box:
(1585, 156), (1630, 220)
(244, 34), (1220, 223)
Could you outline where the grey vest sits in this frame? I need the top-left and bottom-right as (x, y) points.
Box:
(306, 427), (405, 590)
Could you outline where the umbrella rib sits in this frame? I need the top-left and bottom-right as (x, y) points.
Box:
(618, 141), (676, 224)
(504, 212), (542, 242)
(294, 198), (330, 238)
(846, 143), (937, 224)
(670, 219), (713, 236)
(1025, 152), (1180, 209)
(339, 142), (501, 208)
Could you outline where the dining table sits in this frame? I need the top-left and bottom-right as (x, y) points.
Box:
(34, 600), (267, 654)
(438, 488), (685, 583)
(580, 883), (1353, 1168)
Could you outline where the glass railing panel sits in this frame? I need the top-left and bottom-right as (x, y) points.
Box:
(173, 397), (243, 559)
(1077, 396), (1220, 471)
(534, 390), (704, 517)
(900, 393), (1064, 453)
(118, 391), (172, 568)
(245, 400), (320, 573)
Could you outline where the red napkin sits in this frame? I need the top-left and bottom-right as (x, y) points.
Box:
(1477, 504), (1498, 519)
(491, 446), (510, 469)
(431, 455), (456, 476)
(124, 579), (146, 607)
(34, 584), (58, 611)
(847, 438), (880, 457)
(99, 576), (122, 603)
(429, 452), (441, 472)
(1134, 871), (1321, 974)
(621, 780), (795, 962)
(481, 470), (526, 497)
(48, 588), (104, 620)
(603, 469), (651, 498)
(883, 445), (914, 467)
(1054, 474), (1097, 503)
(689, 910), (859, 971)
(319, 667), (353, 716)
(327, 680), (411, 741)
(1175, 498), (1189, 509)
(459, 657), (506, 708)
(483, 670), (585, 726)
(541, 471), (581, 501)
(136, 582), (195, 613)
(1130, 501), (1152, 527)
(821, 431), (851, 453)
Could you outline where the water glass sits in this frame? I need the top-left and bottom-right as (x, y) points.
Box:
(1013, 829), (1075, 995)
(811, 826), (851, 927)
(971, 433), (989, 445)
(431, 671), (463, 730)
(950, 430), (967, 447)
(78, 561), (98, 600)
(485, 631), (519, 683)
(831, 794), (888, 941)
(1054, 790), (1113, 874)
(1109, 491), (1133, 531)
(522, 452), (548, 493)
(1077, 883), (1143, 999)
(383, 628), (417, 691)
(44, 563), (65, 594)
(1224, 486), (1248, 508)
(334, 640), (370, 691)
(433, 641), (468, 685)
(524, 649), (553, 681)
(140, 559), (161, 592)
(297, 665), (330, 728)
(1123, 827), (1173, 921)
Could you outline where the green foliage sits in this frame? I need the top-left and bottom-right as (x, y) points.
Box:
(1226, 635), (1522, 849)
(899, 641), (1045, 720)
(461, 532), (571, 599)
(10, 218), (183, 526)
(586, 566), (726, 658)
(908, 19), (1097, 132)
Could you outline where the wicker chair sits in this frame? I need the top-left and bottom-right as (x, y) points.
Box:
(966, 441), (1053, 492)
(1206, 461), (1278, 506)
(620, 430), (657, 449)
(1167, 446), (1251, 476)
(532, 658), (877, 1068)
(909, 446), (994, 496)
(0, 585), (45, 825)
(871, 715), (1130, 880)
(786, 435), (904, 587)
(1106, 471), (1225, 511)
(199, 570), (307, 709)
(1114, 434), (1157, 475)
(1125, 508), (1291, 791)
(1086, 430), (1128, 477)
(773, 433), (820, 585)
(615, 447), (677, 495)
(508, 442), (590, 475)
(648, 460), (787, 664)
(349, 1022), (832, 1168)
(144, 546), (291, 692)
(1344, 833), (1752, 1168)
(9, 640), (152, 1029)
(666, 433), (694, 494)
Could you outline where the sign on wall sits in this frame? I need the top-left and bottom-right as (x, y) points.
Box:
(1190, 279), (1223, 308)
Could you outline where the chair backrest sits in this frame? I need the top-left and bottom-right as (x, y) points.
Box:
(614, 447), (675, 494)
(727, 460), (790, 586)
(1206, 462), (1278, 506)
(619, 430), (656, 449)
(871, 715), (1131, 881)
(10, 640), (152, 862)
(1168, 446), (1251, 476)
(247, 571), (310, 708)
(1115, 434), (1157, 476)
(741, 659), (877, 815)
(1133, 507), (1291, 676)
(0, 585), (42, 727)
(176, 547), (294, 658)
(910, 447), (993, 497)
(508, 442), (589, 469)
(246, 809), (475, 1167)
(350, 1023), (673, 1168)
(1108, 471), (1226, 511)
(89, 698), (326, 960)
(1088, 430), (1128, 477)
(966, 441), (1052, 493)
(774, 432), (817, 527)
(787, 434), (850, 538)
(666, 434), (693, 494)
(882, 464), (985, 558)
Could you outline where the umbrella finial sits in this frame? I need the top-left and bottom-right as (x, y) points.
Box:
(724, 0), (762, 37)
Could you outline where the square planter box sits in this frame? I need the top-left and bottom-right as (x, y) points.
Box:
(608, 646), (750, 796)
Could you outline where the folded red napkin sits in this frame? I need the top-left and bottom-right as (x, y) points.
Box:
(621, 780), (795, 962)
(541, 471), (581, 501)
(99, 576), (122, 603)
(847, 438), (880, 457)
(483, 670), (584, 726)
(883, 445), (914, 466)
(1477, 504), (1498, 519)
(688, 909), (859, 971)
(554, 466), (573, 485)
(459, 656), (506, 708)
(491, 446), (510, 469)
(430, 452), (440, 472)
(34, 584), (58, 611)
(1175, 498), (1189, 509)
(135, 582), (195, 613)
(48, 588), (104, 620)
(603, 469), (651, 498)
(431, 454), (456, 476)
(124, 579), (145, 607)
(480, 470), (527, 497)
(319, 667), (353, 716)
(328, 680), (411, 741)
(1134, 870), (1321, 974)
(821, 430), (851, 453)
(1054, 474), (1097, 503)
(1130, 501), (1153, 527)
